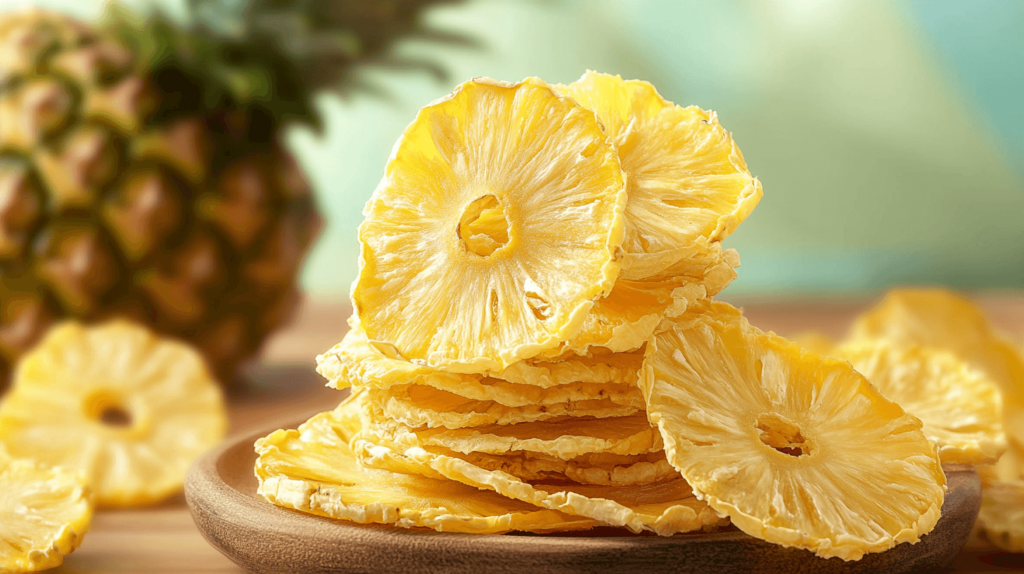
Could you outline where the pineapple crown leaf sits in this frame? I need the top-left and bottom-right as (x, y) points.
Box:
(102, 0), (472, 131)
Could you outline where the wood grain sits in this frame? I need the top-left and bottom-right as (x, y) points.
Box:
(187, 421), (982, 574)
(47, 294), (1024, 573)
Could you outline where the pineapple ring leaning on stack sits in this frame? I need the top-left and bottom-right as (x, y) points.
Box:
(555, 71), (761, 281)
(0, 445), (93, 573)
(640, 301), (946, 561)
(0, 321), (227, 507)
(352, 77), (627, 373)
(835, 341), (1007, 465)
(255, 397), (599, 534)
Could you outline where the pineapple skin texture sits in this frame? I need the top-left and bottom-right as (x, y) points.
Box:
(0, 9), (321, 384)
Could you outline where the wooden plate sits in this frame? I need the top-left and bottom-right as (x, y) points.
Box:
(186, 422), (981, 574)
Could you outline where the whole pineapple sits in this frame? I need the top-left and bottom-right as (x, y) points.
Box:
(0, 1), (459, 383)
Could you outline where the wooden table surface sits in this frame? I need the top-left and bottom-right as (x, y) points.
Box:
(49, 293), (1024, 574)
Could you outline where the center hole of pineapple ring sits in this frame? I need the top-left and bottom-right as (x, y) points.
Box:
(755, 413), (811, 457)
(85, 391), (133, 428)
(457, 194), (509, 257)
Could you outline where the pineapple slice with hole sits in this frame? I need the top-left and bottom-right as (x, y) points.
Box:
(641, 303), (945, 561)
(837, 342), (1006, 465)
(847, 288), (1024, 449)
(0, 446), (92, 572)
(0, 320), (227, 507)
(556, 71), (761, 281)
(352, 77), (627, 373)
(354, 430), (727, 536)
(255, 397), (598, 534)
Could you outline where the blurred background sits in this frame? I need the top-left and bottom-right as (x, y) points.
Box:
(2, 0), (1022, 302)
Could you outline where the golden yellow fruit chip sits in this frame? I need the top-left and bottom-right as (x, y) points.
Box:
(367, 404), (662, 460)
(0, 449), (92, 572)
(536, 245), (739, 359)
(556, 71), (761, 280)
(426, 446), (678, 487)
(354, 431), (726, 536)
(0, 320), (227, 507)
(352, 76), (627, 373)
(978, 480), (1024, 553)
(318, 327), (642, 391)
(837, 342), (1006, 465)
(641, 305), (945, 561)
(368, 385), (640, 430)
(255, 398), (598, 534)
(847, 288), (1024, 446)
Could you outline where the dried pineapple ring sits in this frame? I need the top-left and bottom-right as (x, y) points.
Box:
(978, 480), (1024, 553)
(367, 405), (663, 460)
(556, 71), (761, 280)
(837, 342), (1007, 465)
(0, 449), (92, 572)
(847, 288), (1024, 448)
(537, 245), (739, 359)
(369, 385), (640, 429)
(382, 380), (644, 411)
(641, 305), (945, 561)
(431, 446), (679, 487)
(354, 431), (726, 536)
(353, 77), (627, 373)
(0, 321), (227, 507)
(318, 327), (642, 391)
(256, 399), (598, 534)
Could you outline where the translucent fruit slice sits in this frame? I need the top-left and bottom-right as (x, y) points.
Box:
(0, 321), (227, 507)
(847, 288), (1024, 447)
(353, 76), (627, 373)
(354, 430), (726, 536)
(556, 71), (761, 280)
(978, 480), (1024, 553)
(318, 327), (643, 392)
(641, 305), (945, 561)
(837, 342), (1006, 465)
(0, 449), (93, 572)
(368, 384), (641, 429)
(536, 245), (739, 359)
(255, 398), (598, 534)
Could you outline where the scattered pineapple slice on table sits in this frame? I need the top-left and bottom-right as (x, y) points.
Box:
(836, 341), (1006, 465)
(255, 398), (598, 534)
(0, 446), (92, 573)
(640, 302), (946, 561)
(0, 320), (227, 507)
(351, 77), (627, 373)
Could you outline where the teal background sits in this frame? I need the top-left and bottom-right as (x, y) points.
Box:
(3, 0), (1022, 297)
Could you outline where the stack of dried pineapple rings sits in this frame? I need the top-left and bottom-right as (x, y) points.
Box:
(255, 72), (999, 561)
